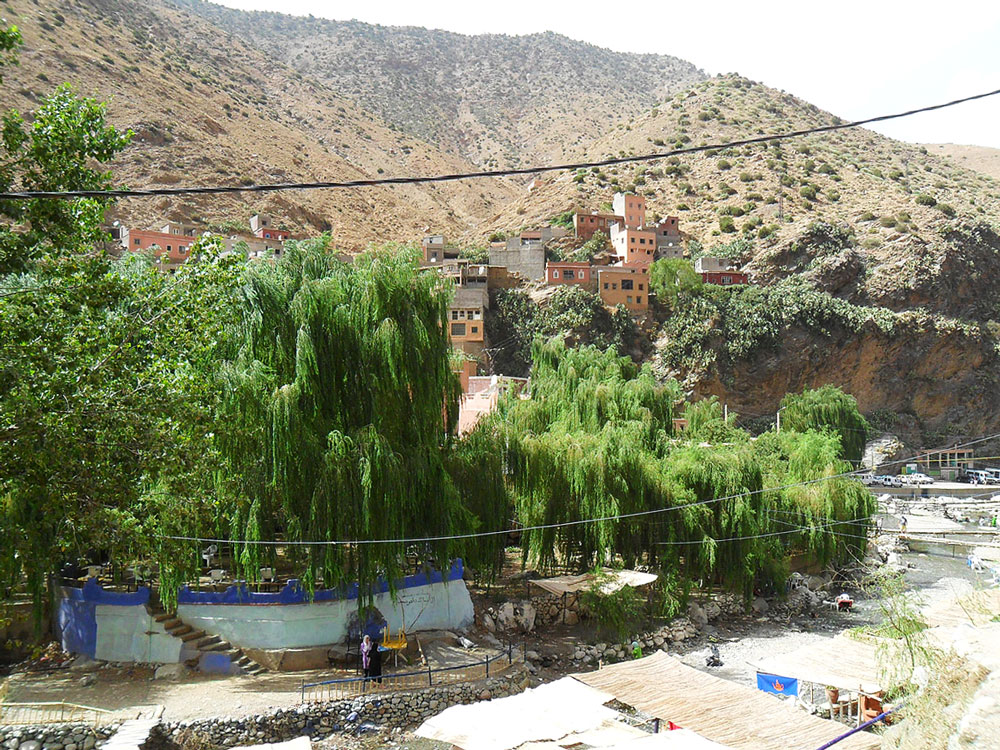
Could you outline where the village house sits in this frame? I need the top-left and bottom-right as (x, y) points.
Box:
(249, 213), (291, 241)
(609, 223), (657, 267)
(694, 256), (749, 286)
(421, 234), (462, 266)
(572, 211), (622, 242)
(489, 227), (566, 281)
(612, 192), (646, 228)
(654, 215), (682, 257)
(597, 266), (649, 312)
(120, 222), (201, 271)
(545, 261), (595, 288)
(457, 375), (529, 435)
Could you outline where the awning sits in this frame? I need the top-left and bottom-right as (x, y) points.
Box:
(921, 588), (1000, 628)
(753, 634), (884, 694)
(530, 568), (658, 597)
(415, 676), (619, 750)
(572, 652), (880, 750)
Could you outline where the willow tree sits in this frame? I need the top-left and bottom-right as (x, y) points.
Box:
(210, 240), (504, 596)
(485, 339), (874, 599)
(779, 385), (870, 463)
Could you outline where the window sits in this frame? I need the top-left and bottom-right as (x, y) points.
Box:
(265, 233), (271, 239)
(451, 323), (466, 336)
(722, 276), (732, 284)
(621, 279), (634, 290)
(471, 326), (478, 334)
(452, 311), (459, 320)
(630, 237), (635, 244)
(603, 283), (609, 289)
(627, 295), (633, 304)
(637, 296), (643, 304)
(639, 238), (646, 245)
(639, 283), (644, 291)
(179, 245), (187, 253)
(612, 283), (618, 290)
(166, 245), (172, 252)
(134, 238), (141, 246)
(552, 270), (560, 279)
(564, 269), (575, 279)
(473, 310), (481, 320)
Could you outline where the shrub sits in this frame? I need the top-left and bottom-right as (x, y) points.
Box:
(718, 159), (732, 170)
(879, 216), (896, 227)
(915, 194), (937, 206)
(719, 216), (736, 233)
(936, 203), (956, 217)
(860, 211), (876, 221)
(800, 185), (817, 201)
(825, 190), (840, 202)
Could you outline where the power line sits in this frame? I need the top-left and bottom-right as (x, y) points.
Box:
(4, 87), (1000, 201)
(157, 431), (1000, 548)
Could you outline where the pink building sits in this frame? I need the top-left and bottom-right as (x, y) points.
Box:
(609, 223), (656, 267)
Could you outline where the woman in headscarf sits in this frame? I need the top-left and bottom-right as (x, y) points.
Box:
(361, 633), (373, 680)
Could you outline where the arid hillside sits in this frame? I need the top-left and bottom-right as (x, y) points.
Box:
(925, 143), (1000, 182)
(170, 0), (707, 168)
(0, 0), (519, 248)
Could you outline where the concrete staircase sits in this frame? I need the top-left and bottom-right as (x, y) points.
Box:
(101, 719), (159, 750)
(149, 607), (265, 676)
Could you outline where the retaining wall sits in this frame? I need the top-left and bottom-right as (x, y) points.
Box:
(0, 722), (112, 750)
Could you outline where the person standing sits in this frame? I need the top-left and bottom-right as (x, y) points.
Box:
(371, 640), (383, 684)
(361, 634), (373, 681)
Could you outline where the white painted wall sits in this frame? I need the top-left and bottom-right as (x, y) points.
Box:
(94, 605), (183, 664)
(176, 578), (474, 649)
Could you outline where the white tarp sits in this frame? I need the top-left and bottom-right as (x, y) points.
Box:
(753, 633), (884, 694)
(530, 568), (658, 597)
(415, 676), (619, 750)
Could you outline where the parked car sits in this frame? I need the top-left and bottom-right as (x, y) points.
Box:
(857, 472), (875, 486)
(907, 472), (933, 485)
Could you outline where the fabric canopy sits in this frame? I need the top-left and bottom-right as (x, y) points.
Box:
(921, 588), (1000, 628)
(415, 676), (619, 750)
(573, 652), (880, 750)
(754, 633), (884, 694)
(530, 568), (658, 597)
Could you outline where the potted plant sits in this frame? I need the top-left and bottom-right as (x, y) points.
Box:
(825, 685), (839, 704)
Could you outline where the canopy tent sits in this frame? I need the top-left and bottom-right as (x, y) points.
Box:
(572, 652), (880, 750)
(921, 588), (1000, 628)
(415, 675), (733, 750)
(753, 633), (885, 694)
(415, 677), (619, 750)
(529, 568), (658, 597)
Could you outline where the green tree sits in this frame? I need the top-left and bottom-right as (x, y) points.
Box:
(211, 240), (507, 597)
(779, 385), (869, 463)
(649, 257), (702, 310)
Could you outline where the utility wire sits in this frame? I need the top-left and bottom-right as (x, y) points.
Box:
(157, 431), (1000, 547)
(4, 87), (1000, 200)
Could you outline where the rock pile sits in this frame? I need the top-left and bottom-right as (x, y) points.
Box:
(0, 724), (109, 750)
(157, 671), (526, 747)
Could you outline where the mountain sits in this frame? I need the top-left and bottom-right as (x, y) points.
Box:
(925, 143), (1000, 182)
(1, 0), (519, 247)
(169, 0), (707, 168)
(476, 76), (1000, 438)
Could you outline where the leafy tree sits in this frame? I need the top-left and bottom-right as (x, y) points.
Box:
(566, 230), (608, 262)
(779, 385), (870, 463)
(0, 23), (21, 77)
(210, 240), (507, 598)
(649, 257), (702, 310)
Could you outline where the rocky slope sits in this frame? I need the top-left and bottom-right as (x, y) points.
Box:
(169, 0), (706, 168)
(0, 0), (518, 247)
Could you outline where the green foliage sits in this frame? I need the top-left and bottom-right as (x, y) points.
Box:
(915, 194), (937, 207)
(799, 185), (817, 201)
(487, 286), (637, 376)
(549, 211), (575, 230)
(780, 386), (869, 463)
(719, 216), (736, 233)
(0, 23), (21, 78)
(579, 575), (643, 642)
(649, 257), (702, 311)
(0, 85), (132, 274)
(936, 203), (956, 218)
(479, 341), (874, 597)
(572, 230), (608, 261)
(212, 241), (507, 598)
(459, 245), (490, 263)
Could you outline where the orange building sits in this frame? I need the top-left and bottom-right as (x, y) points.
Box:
(120, 226), (200, 270)
(573, 213), (623, 242)
(546, 261), (595, 287)
(612, 192), (646, 229)
(610, 223), (657, 267)
(597, 267), (650, 312)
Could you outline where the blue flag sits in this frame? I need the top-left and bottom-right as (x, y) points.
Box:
(757, 672), (798, 696)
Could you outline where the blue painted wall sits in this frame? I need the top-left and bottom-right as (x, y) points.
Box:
(56, 579), (150, 658)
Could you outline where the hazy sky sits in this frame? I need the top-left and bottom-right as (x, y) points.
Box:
(218, 0), (1000, 149)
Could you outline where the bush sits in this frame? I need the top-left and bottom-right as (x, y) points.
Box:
(718, 159), (732, 170)
(719, 216), (736, 233)
(799, 185), (817, 201)
(860, 211), (876, 222)
(879, 216), (896, 228)
(915, 194), (937, 206)
(936, 203), (956, 217)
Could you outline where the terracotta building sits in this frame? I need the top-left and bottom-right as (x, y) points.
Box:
(572, 212), (623, 242)
(610, 223), (657, 267)
(612, 192), (646, 229)
(120, 226), (200, 271)
(695, 256), (748, 286)
(597, 267), (650, 312)
(545, 261), (595, 287)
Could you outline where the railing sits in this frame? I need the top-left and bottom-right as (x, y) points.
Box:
(0, 702), (114, 727)
(300, 642), (522, 703)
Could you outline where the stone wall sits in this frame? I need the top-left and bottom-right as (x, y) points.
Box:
(0, 723), (112, 750)
(157, 670), (527, 748)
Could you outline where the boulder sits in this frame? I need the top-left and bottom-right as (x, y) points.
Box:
(517, 602), (536, 633)
(806, 575), (827, 592)
(154, 663), (188, 681)
(563, 611), (579, 626)
(688, 603), (708, 627)
(751, 597), (769, 615)
(703, 602), (722, 621)
(496, 603), (517, 630)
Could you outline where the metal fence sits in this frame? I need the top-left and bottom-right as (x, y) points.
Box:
(301, 642), (521, 703)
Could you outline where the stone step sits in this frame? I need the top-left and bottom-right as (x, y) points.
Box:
(168, 624), (193, 637)
(201, 639), (232, 652)
(160, 618), (183, 631)
(196, 634), (221, 649)
(152, 612), (174, 623)
(181, 629), (206, 643)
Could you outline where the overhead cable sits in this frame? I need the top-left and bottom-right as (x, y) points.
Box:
(3, 87), (1000, 200)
